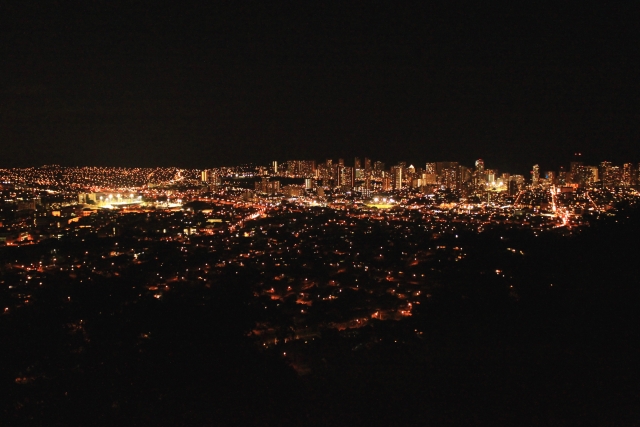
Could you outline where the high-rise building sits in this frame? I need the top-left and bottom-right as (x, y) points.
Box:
(569, 160), (583, 184)
(425, 163), (436, 175)
(600, 161), (618, 187)
(392, 165), (403, 190)
(485, 169), (497, 184)
(556, 166), (566, 186)
(354, 157), (361, 170)
(459, 166), (472, 186)
(623, 163), (636, 186)
(286, 160), (316, 177)
(472, 160), (486, 192)
(373, 161), (385, 178)
(441, 168), (458, 190)
(509, 175), (525, 195)
(583, 166), (599, 185)
(339, 166), (355, 190)
(201, 170), (209, 183)
(544, 171), (556, 185)
(422, 172), (437, 185)
(364, 158), (372, 172)
(256, 177), (280, 195)
(382, 175), (392, 191)
(405, 164), (416, 184)
(332, 164), (341, 185)
(531, 164), (540, 186)
(436, 162), (458, 176)
(364, 176), (372, 192)
(305, 178), (314, 189)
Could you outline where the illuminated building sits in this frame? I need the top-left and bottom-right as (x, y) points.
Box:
(441, 168), (458, 190)
(301, 160), (316, 177)
(531, 164), (540, 186)
(305, 178), (314, 189)
(545, 171), (555, 185)
(600, 161), (621, 188)
(622, 163), (636, 186)
(286, 160), (316, 177)
(459, 166), (472, 186)
(422, 172), (437, 185)
(354, 157), (361, 170)
(568, 160), (583, 184)
(471, 160), (487, 192)
(339, 166), (355, 190)
(256, 177), (280, 195)
(436, 162), (458, 176)
(201, 170), (209, 183)
(364, 157), (371, 172)
(283, 185), (305, 197)
(425, 163), (436, 175)
(556, 166), (567, 185)
(382, 175), (392, 191)
(510, 175), (525, 194)
(392, 165), (403, 190)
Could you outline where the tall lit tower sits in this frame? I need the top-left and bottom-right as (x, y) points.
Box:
(364, 158), (371, 172)
(531, 164), (540, 186)
(623, 163), (635, 186)
(475, 159), (485, 173)
(392, 165), (403, 190)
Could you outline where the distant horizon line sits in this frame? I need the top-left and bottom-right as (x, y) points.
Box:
(2, 158), (638, 172)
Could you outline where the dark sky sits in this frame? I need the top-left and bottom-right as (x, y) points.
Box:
(1, 2), (638, 174)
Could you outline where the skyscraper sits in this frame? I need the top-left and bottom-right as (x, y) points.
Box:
(392, 165), (403, 190)
(364, 158), (372, 172)
(442, 168), (458, 190)
(532, 164), (540, 186)
(623, 163), (636, 186)
(339, 166), (355, 190)
(382, 175), (392, 191)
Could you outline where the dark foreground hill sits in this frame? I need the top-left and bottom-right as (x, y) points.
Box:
(2, 208), (640, 426)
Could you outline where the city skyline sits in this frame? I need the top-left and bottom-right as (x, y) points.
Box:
(3, 153), (639, 179)
(3, 3), (640, 425)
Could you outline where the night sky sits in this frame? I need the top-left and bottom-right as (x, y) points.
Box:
(1, 2), (638, 174)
